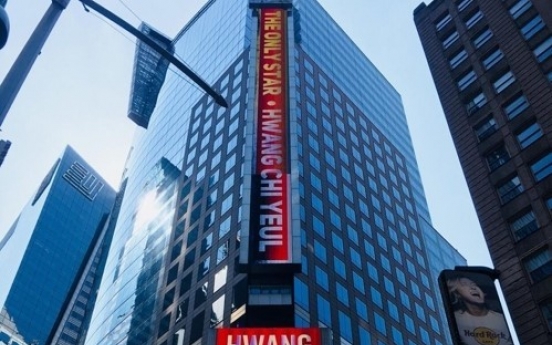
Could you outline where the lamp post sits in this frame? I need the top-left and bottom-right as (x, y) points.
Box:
(0, 0), (227, 129)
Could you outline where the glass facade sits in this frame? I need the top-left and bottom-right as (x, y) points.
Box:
(84, 1), (466, 345)
(0, 146), (115, 345)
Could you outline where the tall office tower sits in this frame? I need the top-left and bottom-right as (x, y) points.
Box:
(84, 1), (465, 345)
(414, 0), (552, 343)
(0, 146), (116, 345)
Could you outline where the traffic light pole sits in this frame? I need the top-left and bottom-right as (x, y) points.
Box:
(0, 0), (69, 128)
(0, 0), (227, 129)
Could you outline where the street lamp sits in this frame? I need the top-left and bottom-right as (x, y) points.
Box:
(0, 0), (227, 129)
(0, 0), (10, 49)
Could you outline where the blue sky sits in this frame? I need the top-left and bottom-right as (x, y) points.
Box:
(0, 0), (496, 318)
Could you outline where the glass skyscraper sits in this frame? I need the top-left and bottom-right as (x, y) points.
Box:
(0, 146), (115, 345)
(84, 1), (465, 345)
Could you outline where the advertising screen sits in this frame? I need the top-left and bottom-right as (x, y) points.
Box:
(216, 328), (321, 345)
(439, 269), (513, 345)
(249, 7), (291, 264)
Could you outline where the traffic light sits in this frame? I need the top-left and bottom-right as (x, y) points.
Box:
(0, 0), (8, 49)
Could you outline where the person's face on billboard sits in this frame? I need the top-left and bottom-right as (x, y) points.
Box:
(454, 277), (485, 304)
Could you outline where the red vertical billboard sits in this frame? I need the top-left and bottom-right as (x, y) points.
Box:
(216, 328), (321, 345)
(249, 7), (291, 264)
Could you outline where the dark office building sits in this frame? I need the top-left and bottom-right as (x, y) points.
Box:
(0, 146), (116, 345)
(84, 1), (465, 345)
(414, 0), (552, 343)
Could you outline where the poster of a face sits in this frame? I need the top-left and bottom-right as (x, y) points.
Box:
(439, 270), (513, 345)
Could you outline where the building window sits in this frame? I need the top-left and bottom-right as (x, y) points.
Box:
(374, 312), (387, 336)
(524, 248), (552, 283)
(465, 10), (483, 29)
(541, 301), (552, 331)
(457, 0), (473, 12)
(467, 92), (487, 114)
(503, 94), (529, 119)
(482, 48), (504, 70)
(443, 31), (460, 49)
(509, 0), (532, 20)
(458, 70), (477, 91)
(317, 295), (332, 326)
(473, 28), (493, 48)
(493, 70), (516, 93)
(534, 37), (552, 63)
(436, 13), (452, 31)
(338, 311), (353, 342)
(497, 176), (523, 204)
(510, 210), (538, 241)
(486, 146), (510, 171)
(474, 116), (497, 141)
(521, 15), (545, 40)
(517, 122), (543, 149)
(450, 49), (468, 69)
(531, 152), (552, 182)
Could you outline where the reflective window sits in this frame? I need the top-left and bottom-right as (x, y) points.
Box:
(371, 286), (383, 308)
(541, 300), (552, 331)
(497, 176), (523, 204)
(534, 37), (552, 62)
(465, 10), (483, 29)
(405, 314), (416, 334)
(388, 301), (400, 321)
(338, 311), (353, 342)
(458, 0), (473, 12)
(435, 13), (452, 31)
(317, 295), (332, 326)
(334, 256), (346, 278)
(482, 48), (504, 70)
(392, 327), (404, 345)
(315, 266), (329, 291)
(356, 298), (368, 320)
(443, 31), (460, 49)
(374, 312), (387, 336)
(353, 271), (365, 294)
(467, 92), (487, 114)
(521, 16), (545, 40)
(503, 94), (529, 119)
(336, 282), (349, 306)
(517, 122), (543, 148)
(474, 116), (497, 141)
(510, 210), (538, 241)
(486, 146), (510, 171)
(524, 248), (552, 283)
(493, 70), (516, 93)
(458, 70), (477, 91)
(213, 265), (227, 292)
(510, 0), (531, 19)
(473, 28), (493, 48)
(531, 152), (552, 181)
(294, 278), (309, 309)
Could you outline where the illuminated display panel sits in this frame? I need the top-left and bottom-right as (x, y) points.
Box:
(249, 7), (291, 264)
(439, 269), (514, 345)
(216, 328), (321, 345)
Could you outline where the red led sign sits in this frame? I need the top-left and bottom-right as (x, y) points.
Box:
(216, 328), (321, 345)
(250, 7), (291, 263)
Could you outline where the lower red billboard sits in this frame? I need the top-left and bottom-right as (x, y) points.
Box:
(216, 328), (321, 345)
